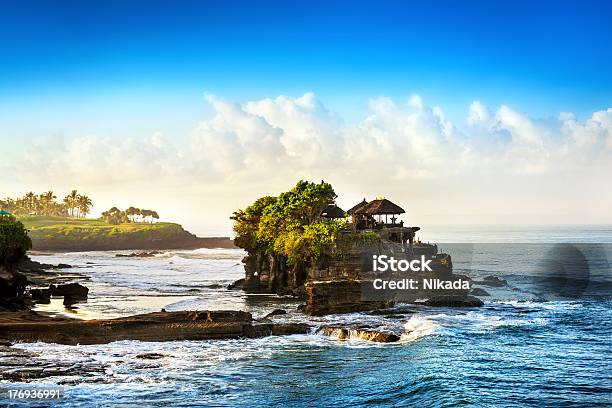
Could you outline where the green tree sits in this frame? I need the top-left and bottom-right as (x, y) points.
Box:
(232, 180), (346, 265)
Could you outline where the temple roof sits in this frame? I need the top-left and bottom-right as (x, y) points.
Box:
(321, 204), (346, 219)
(347, 199), (368, 215)
(355, 198), (405, 215)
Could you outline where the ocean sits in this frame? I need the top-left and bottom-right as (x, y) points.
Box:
(1, 226), (611, 407)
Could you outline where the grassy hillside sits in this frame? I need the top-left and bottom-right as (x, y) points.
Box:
(16, 215), (232, 251)
(20, 215), (184, 240)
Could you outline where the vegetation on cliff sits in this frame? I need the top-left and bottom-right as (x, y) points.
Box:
(0, 216), (31, 305)
(17, 216), (191, 249)
(231, 180), (346, 265)
(0, 217), (32, 269)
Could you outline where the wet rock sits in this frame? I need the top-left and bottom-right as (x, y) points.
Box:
(136, 353), (165, 360)
(263, 309), (287, 319)
(29, 288), (51, 303)
(473, 275), (507, 287)
(423, 295), (484, 307)
(305, 280), (393, 316)
(227, 278), (245, 290)
(49, 283), (89, 298)
(367, 306), (416, 316)
(18, 257), (72, 272)
(115, 251), (161, 258)
(470, 287), (491, 297)
(296, 303), (306, 312)
(316, 325), (400, 343)
(0, 310), (308, 345)
(271, 323), (310, 336)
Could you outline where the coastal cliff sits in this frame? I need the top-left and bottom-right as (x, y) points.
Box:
(19, 216), (235, 252)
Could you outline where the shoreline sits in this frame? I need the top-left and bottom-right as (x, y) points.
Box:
(29, 236), (236, 252)
(0, 310), (310, 345)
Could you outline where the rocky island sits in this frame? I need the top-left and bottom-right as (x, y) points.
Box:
(231, 180), (483, 315)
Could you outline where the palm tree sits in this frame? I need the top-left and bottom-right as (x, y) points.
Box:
(23, 192), (37, 214)
(39, 191), (56, 216)
(77, 194), (93, 218)
(63, 190), (79, 217)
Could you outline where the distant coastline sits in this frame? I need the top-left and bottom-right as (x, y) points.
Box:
(19, 215), (235, 252)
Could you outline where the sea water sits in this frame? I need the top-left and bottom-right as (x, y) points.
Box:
(1, 226), (611, 407)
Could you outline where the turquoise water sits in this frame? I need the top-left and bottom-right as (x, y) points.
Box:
(1, 227), (611, 407)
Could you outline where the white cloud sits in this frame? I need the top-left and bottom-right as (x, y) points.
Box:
(5, 93), (612, 232)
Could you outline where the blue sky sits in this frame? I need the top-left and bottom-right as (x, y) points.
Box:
(2, 1), (612, 233)
(2, 0), (611, 139)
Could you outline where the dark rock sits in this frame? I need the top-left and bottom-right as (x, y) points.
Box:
(227, 278), (245, 290)
(0, 310), (307, 345)
(49, 283), (89, 298)
(63, 296), (82, 307)
(316, 325), (400, 342)
(305, 280), (393, 316)
(470, 287), (491, 296)
(423, 295), (484, 307)
(116, 251), (161, 258)
(473, 275), (507, 287)
(263, 309), (287, 319)
(271, 323), (310, 336)
(136, 353), (165, 360)
(29, 288), (51, 303)
(56, 263), (72, 269)
(296, 303), (306, 312)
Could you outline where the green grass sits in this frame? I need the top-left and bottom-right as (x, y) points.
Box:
(18, 215), (185, 242)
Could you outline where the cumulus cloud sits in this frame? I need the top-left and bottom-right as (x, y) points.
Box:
(5, 93), (612, 230)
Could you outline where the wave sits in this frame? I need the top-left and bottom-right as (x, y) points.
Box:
(399, 315), (439, 342)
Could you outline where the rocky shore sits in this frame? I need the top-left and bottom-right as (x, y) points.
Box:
(0, 310), (310, 345)
(31, 234), (235, 252)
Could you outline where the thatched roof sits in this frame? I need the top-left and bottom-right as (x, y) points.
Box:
(321, 204), (346, 219)
(355, 198), (405, 215)
(347, 199), (368, 215)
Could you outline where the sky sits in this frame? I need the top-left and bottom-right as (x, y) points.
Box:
(1, 0), (612, 235)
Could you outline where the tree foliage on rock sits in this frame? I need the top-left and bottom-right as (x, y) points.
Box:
(0, 216), (32, 270)
(231, 180), (346, 265)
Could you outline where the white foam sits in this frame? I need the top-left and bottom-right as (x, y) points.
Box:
(400, 315), (439, 342)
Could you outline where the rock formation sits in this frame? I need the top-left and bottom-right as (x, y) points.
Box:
(238, 227), (482, 315)
(0, 310), (310, 345)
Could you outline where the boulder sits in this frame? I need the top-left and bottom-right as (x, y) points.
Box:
(29, 288), (51, 303)
(470, 287), (491, 297)
(305, 280), (393, 316)
(227, 278), (245, 290)
(49, 283), (89, 298)
(473, 275), (507, 287)
(316, 325), (400, 342)
(423, 295), (484, 307)
(263, 309), (287, 319)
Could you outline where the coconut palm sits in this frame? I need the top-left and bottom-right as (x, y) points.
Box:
(39, 191), (56, 215)
(63, 190), (79, 217)
(77, 194), (93, 218)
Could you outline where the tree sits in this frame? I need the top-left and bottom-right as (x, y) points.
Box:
(63, 190), (79, 217)
(77, 194), (93, 218)
(39, 191), (56, 215)
(23, 192), (37, 214)
(231, 180), (345, 265)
